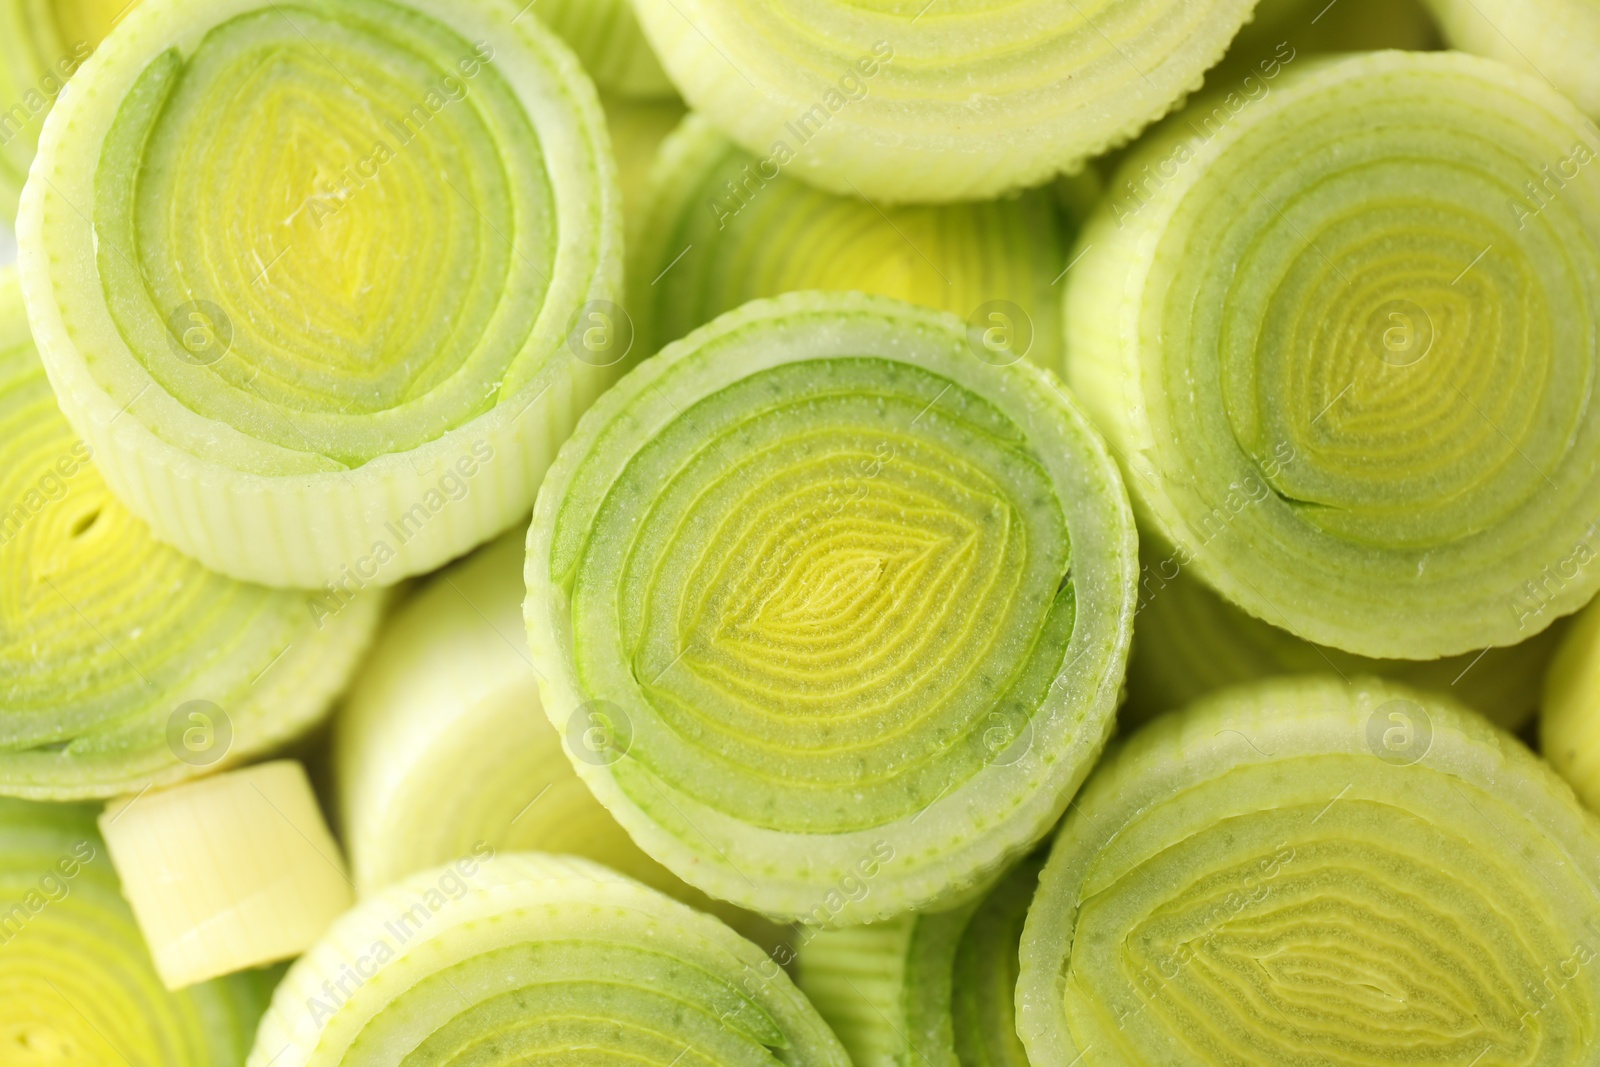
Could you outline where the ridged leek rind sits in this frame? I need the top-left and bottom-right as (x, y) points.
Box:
(1126, 560), (1565, 729)
(0, 796), (280, 1064)
(534, 0), (673, 98)
(524, 291), (1137, 923)
(99, 761), (353, 990)
(629, 0), (1262, 203)
(631, 114), (1072, 371)
(18, 0), (621, 588)
(247, 852), (852, 1067)
(0, 269), (380, 799)
(0, 0), (129, 218)
(1066, 51), (1600, 659)
(333, 527), (786, 949)
(797, 851), (1043, 1067)
(1421, 0), (1600, 120)
(1542, 596), (1600, 811)
(1017, 676), (1600, 1067)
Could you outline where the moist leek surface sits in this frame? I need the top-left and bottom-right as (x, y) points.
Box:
(17, 0), (621, 587)
(525, 291), (1136, 923)
(1066, 50), (1600, 659)
(0, 796), (280, 1064)
(1017, 676), (1600, 1067)
(0, 269), (380, 798)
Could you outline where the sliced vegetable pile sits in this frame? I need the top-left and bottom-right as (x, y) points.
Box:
(3, 0), (1600, 1064)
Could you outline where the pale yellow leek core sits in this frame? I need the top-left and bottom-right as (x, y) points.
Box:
(17, 0), (621, 587)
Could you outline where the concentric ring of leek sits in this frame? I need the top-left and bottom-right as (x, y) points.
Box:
(1065, 51), (1600, 659)
(0, 0), (130, 217)
(524, 291), (1137, 923)
(798, 851), (1043, 1067)
(1017, 676), (1600, 1067)
(535, 0), (674, 98)
(629, 0), (1261, 203)
(1125, 558), (1565, 729)
(17, 0), (620, 588)
(631, 114), (1073, 371)
(247, 852), (851, 1067)
(0, 269), (381, 799)
(1422, 0), (1600, 120)
(334, 527), (786, 951)
(0, 796), (280, 1064)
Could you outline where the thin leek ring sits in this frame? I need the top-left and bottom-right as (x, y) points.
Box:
(0, 268), (380, 799)
(1018, 676), (1600, 1066)
(630, 0), (1260, 203)
(0, 796), (279, 1064)
(247, 852), (851, 1067)
(1065, 50), (1600, 658)
(524, 290), (1137, 923)
(18, 0), (621, 588)
(631, 113), (1073, 373)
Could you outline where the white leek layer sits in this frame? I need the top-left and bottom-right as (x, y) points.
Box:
(1018, 676), (1600, 1066)
(1066, 51), (1600, 658)
(630, 0), (1261, 202)
(631, 114), (1073, 373)
(248, 852), (851, 1067)
(17, 0), (621, 587)
(0, 269), (380, 799)
(1422, 0), (1600, 119)
(525, 291), (1137, 923)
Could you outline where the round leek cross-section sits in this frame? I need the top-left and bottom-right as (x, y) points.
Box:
(1421, 0), (1600, 119)
(798, 852), (1043, 1067)
(631, 114), (1072, 371)
(629, 0), (1261, 203)
(1066, 51), (1600, 658)
(0, 796), (280, 1064)
(0, 269), (380, 799)
(1125, 561), (1565, 729)
(0, 0), (130, 217)
(17, 0), (620, 588)
(1017, 676), (1600, 1067)
(248, 852), (851, 1067)
(525, 291), (1137, 923)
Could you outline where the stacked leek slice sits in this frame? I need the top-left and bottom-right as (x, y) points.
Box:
(1422, 0), (1600, 119)
(0, 796), (278, 1064)
(0, 270), (379, 798)
(630, 0), (1261, 202)
(1066, 51), (1600, 659)
(631, 115), (1073, 370)
(533, 0), (674, 99)
(248, 853), (850, 1067)
(1018, 677), (1600, 1065)
(17, 0), (621, 588)
(525, 291), (1137, 922)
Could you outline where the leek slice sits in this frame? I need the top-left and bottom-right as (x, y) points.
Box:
(1126, 561), (1565, 729)
(0, 796), (279, 1064)
(601, 93), (686, 246)
(0, 0), (129, 218)
(524, 291), (1137, 923)
(247, 852), (851, 1067)
(798, 852), (1043, 1067)
(1542, 596), (1600, 810)
(99, 760), (353, 990)
(333, 526), (785, 949)
(1017, 676), (1600, 1067)
(631, 114), (1073, 371)
(17, 0), (621, 588)
(1422, 0), (1600, 119)
(534, 0), (674, 98)
(1065, 51), (1600, 659)
(629, 0), (1261, 203)
(0, 269), (380, 799)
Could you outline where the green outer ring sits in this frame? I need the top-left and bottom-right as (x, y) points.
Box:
(524, 290), (1137, 924)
